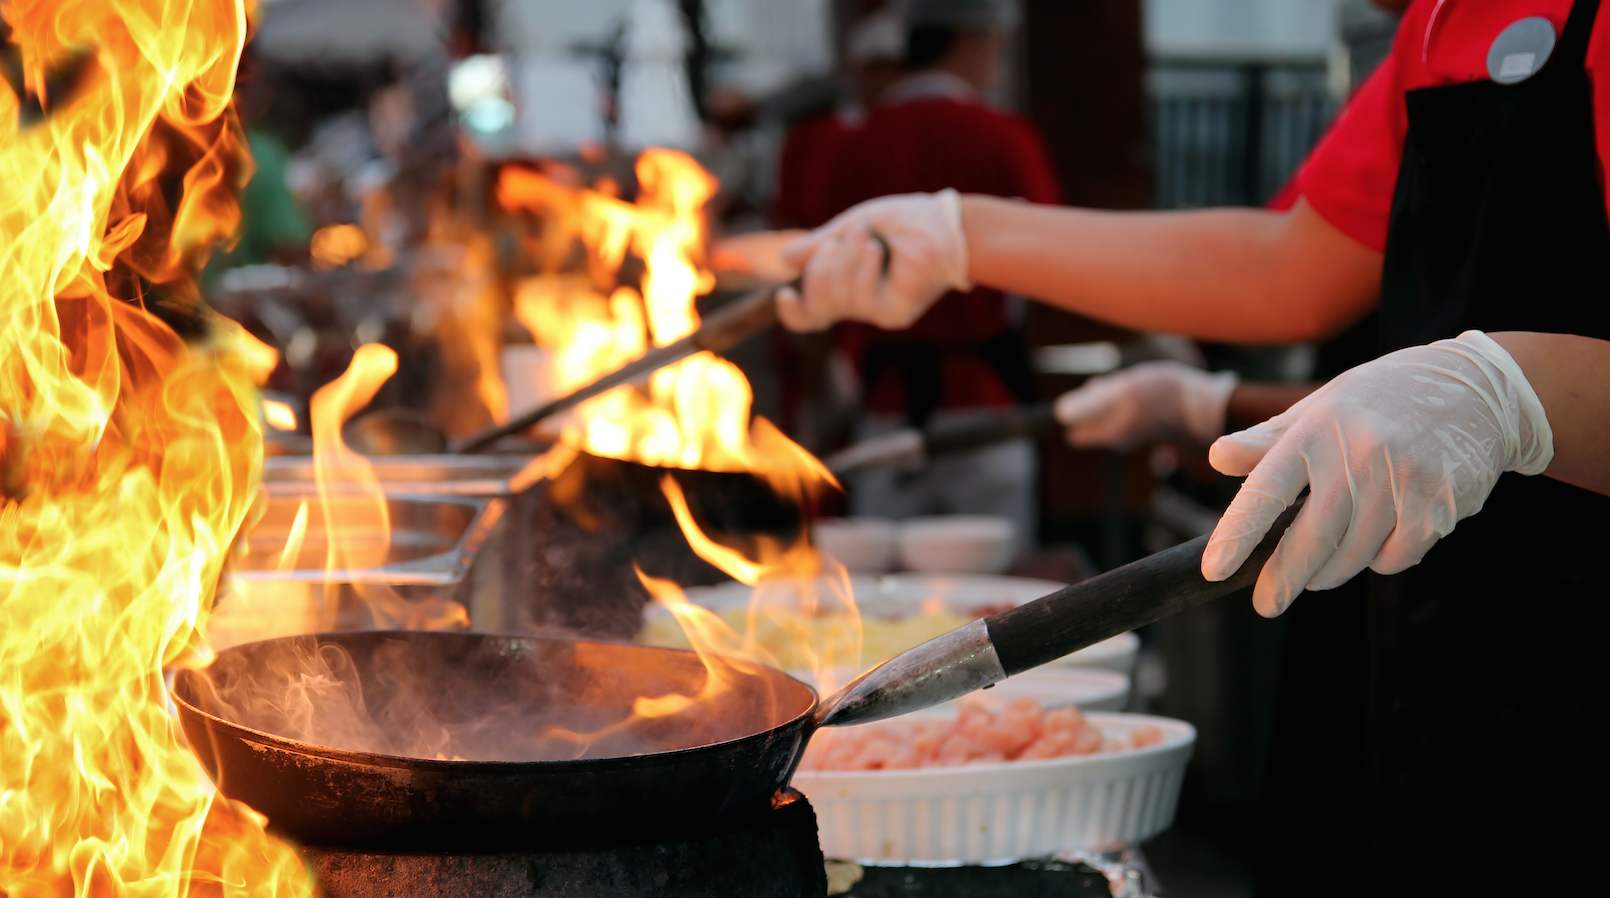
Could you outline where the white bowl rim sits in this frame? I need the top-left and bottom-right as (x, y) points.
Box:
(814, 516), (899, 530)
(794, 711), (1195, 782)
(680, 572), (1072, 611)
(659, 575), (1143, 666)
(898, 514), (1015, 533)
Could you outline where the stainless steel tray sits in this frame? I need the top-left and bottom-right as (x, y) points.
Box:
(263, 454), (536, 499)
(258, 454), (547, 633)
(210, 494), (505, 648)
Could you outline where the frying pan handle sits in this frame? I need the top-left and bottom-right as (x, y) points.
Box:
(692, 287), (785, 355)
(923, 401), (1060, 459)
(985, 498), (1305, 676)
(816, 498), (1306, 728)
(696, 229), (892, 356)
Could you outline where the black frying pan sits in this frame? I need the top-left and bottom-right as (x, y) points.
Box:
(173, 503), (1300, 850)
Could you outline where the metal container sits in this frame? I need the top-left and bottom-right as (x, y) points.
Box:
(262, 454), (541, 632)
(263, 455), (537, 500)
(209, 494), (504, 649)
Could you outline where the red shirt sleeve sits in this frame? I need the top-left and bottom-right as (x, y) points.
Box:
(1294, 5), (1427, 253)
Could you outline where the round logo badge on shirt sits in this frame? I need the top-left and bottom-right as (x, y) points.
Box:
(1487, 17), (1557, 84)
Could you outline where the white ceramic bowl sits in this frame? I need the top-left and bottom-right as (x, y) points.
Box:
(897, 516), (1015, 575)
(793, 712), (1195, 865)
(812, 517), (899, 573)
(813, 665), (1130, 714)
(974, 667), (1130, 713)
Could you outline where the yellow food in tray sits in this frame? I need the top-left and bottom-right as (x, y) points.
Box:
(640, 606), (974, 672)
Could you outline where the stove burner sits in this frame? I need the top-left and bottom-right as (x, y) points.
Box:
(300, 791), (827, 898)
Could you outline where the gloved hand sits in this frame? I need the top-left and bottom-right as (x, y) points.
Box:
(777, 190), (970, 332)
(1055, 362), (1238, 450)
(1201, 331), (1553, 617)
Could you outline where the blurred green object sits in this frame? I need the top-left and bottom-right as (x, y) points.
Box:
(205, 129), (311, 287)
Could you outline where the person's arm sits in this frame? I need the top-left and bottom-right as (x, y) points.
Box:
(1224, 382), (1321, 433)
(776, 193), (1382, 344)
(1488, 332), (1610, 495)
(1050, 362), (1323, 450)
(1201, 331), (1608, 617)
(776, 26), (1413, 341)
(961, 196), (1381, 343)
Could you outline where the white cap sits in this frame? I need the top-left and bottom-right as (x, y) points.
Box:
(847, 8), (907, 64)
(907, 0), (1019, 31)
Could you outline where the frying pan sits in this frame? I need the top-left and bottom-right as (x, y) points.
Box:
(173, 503), (1300, 850)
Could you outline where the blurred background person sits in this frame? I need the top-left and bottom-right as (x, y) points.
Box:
(766, 3), (908, 453)
(822, 0), (1060, 544)
(771, 3), (906, 233)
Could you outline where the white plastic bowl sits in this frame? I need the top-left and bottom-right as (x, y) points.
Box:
(812, 517), (899, 573)
(793, 712), (1194, 865)
(897, 516), (1015, 575)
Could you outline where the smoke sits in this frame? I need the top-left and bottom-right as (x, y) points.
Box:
(178, 632), (810, 764)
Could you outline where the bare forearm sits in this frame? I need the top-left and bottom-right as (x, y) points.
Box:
(1225, 382), (1321, 433)
(1490, 332), (1610, 496)
(960, 196), (1382, 344)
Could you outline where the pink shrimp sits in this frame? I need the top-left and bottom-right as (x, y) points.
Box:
(1130, 725), (1165, 749)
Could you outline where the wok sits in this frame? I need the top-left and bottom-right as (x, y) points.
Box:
(173, 503), (1299, 849)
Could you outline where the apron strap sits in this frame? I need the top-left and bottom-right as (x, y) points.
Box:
(862, 331), (1036, 428)
(1557, 0), (1601, 67)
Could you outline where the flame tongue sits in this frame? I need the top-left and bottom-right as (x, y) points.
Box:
(502, 150), (834, 488)
(2, 0), (313, 894)
(499, 151), (861, 726)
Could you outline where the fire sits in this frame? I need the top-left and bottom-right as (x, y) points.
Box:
(649, 478), (861, 698)
(305, 343), (468, 631)
(416, 225), (508, 438)
(0, 0), (314, 894)
(500, 151), (831, 494)
(499, 151), (861, 717)
(308, 223), (368, 269)
(263, 399), (297, 431)
(308, 343), (400, 575)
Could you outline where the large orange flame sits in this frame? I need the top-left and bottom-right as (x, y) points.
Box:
(500, 151), (831, 495)
(307, 343), (468, 632)
(0, 0), (313, 893)
(499, 151), (859, 717)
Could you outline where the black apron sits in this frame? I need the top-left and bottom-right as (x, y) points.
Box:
(861, 328), (1038, 428)
(1350, 0), (1610, 887)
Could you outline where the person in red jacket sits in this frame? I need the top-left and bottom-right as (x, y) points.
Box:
(824, 0), (1060, 542)
(780, 1), (1610, 889)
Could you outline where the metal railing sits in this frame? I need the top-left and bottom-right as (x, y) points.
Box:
(1148, 53), (1337, 209)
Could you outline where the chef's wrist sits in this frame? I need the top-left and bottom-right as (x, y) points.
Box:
(1224, 381), (1321, 435)
(957, 193), (1013, 290)
(956, 193), (984, 286)
(934, 189), (973, 291)
(1473, 330), (1555, 475)
(1183, 370), (1240, 443)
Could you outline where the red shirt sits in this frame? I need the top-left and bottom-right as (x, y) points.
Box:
(822, 88), (1062, 414)
(1299, 0), (1610, 251)
(771, 113), (856, 229)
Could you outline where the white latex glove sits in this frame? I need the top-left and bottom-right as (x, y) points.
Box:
(777, 190), (970, 332)
(1201, 331), (1553, 618)
(1055, 362), (1239, 450)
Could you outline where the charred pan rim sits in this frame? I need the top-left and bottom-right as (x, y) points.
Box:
(170, 630), (820, 771)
